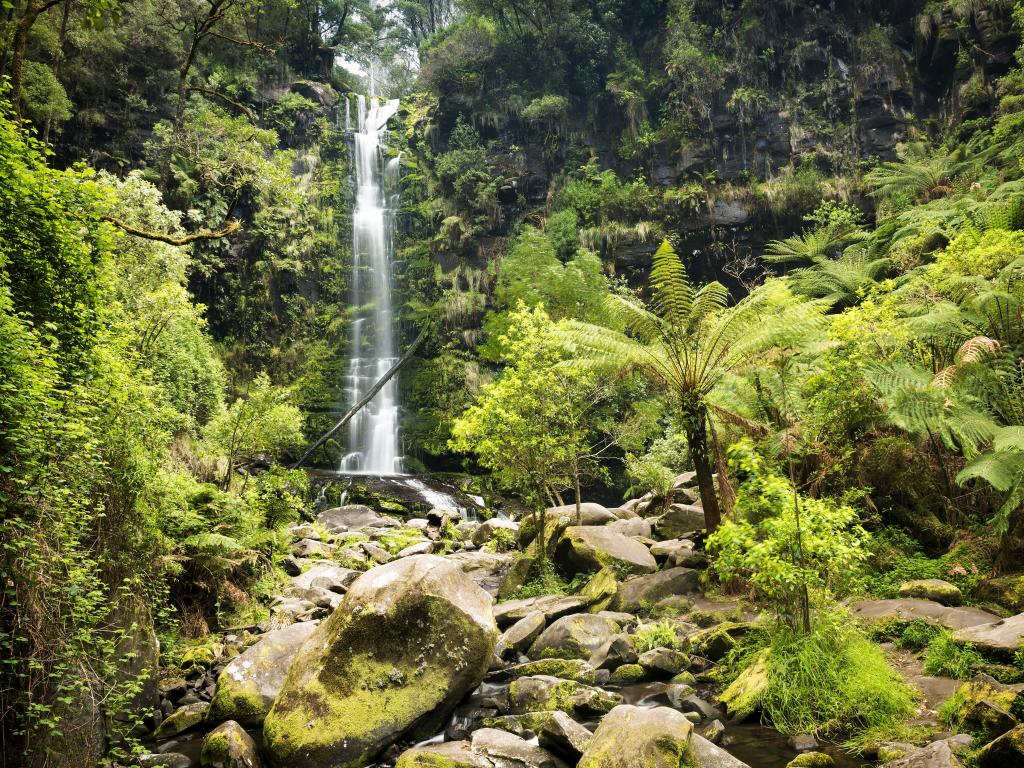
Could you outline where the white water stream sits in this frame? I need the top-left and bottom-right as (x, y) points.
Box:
(340, 95), (404, 475)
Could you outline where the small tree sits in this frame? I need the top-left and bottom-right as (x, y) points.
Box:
(707, 441), (869, 632)
(451, 303), (598, 543)
(204, 373), (304, 488)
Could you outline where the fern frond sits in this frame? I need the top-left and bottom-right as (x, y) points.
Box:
(649, 240), (694, 329)
(956, 449), (1024, 492)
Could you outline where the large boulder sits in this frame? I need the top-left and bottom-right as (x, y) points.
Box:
(851, 599), (1000, 631)
(447, 550), (516, 595)
(689, 734), (750, 768)
(263, 555), (498, 768)
(494, 595), (589, 628)
(496, 612), (547, 659)
(881, 740), (963, 767)
(472, 518), (520, 548)
(577, 705), (693, 768)
(200, 720), (261, 768)
(396, 741), (494, 767)
(209, 621), (318, 726)
(953, 612), (1024, 657)
(611, 568), (700, 613)
(528, 614), (622, 660)
(898, 580), (963, 606)
(316, 505), (394, 533)
(555, 526), (657, 577)
(288, 562), (360, 593)
(471, 728), (569, 768)
(654, 505), (706, 539)
(976, 724), (1024, 767)
(507, 675), (620, 716)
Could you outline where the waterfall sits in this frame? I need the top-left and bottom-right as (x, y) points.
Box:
(340, 95), (404, 475)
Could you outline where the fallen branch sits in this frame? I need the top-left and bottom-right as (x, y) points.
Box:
(186, 86), (256, 121)
(209, 31), (276, 53)
(104, 218), (241, 246)
(291, 322), (432, 469)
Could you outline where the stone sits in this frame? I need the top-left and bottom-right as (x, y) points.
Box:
(577, 705), (693, 768)
(395, 740), (494, 767)
(677, 694), (722, 721)
(502, 516), (573, 597)
(881, 740), (963, 767)
(786, 753), (834, 767)
(199, 720), (260, 768)
(610, 568), (700, 613)
(703, 719), (725, 744)
(396, 541), (434, 558)
(497, 612), (547, 659)
(789, 733), (819, 752)
(153, 702), (209, 740)
(952, 612), (1024, 656)
(263, 555), (498, 768)
(499, 658), (596, 684)
(507, 675), (621, 716)
(688, 734), (751, 768)
(555, 526), (657, 577)
(291, 538), (333, 558)
(291, 562), (360, 593)
(975, 574), (1024, 613)
(209, 621), (318, 726)
(588, 634), (638, 670)
(316, 504), (393, 532)
(976, 723), (1024, 767)
(471, 728), (568, 768)
(654, 505), (706, 539)
(137, 755), (192, 768)
(607, 517), (652, 538)
(472, 518), (520, 548)
(447, 550), (516, 595)
(494, 595), (589, 628)
(719, 651), (768, 720)
(639, 648), (690, 676)
(535, 711), (593, 760)
(159, 677), (189, 701)
(851, 599), (1000, 631)
(898, 580), (963, 606)
(608, 663), (647, 684)
(528, 614), (621, 661)
(580, 568), (619, 612)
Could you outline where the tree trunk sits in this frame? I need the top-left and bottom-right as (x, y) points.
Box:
(9, 2), (44, 119)
(687, 406), (721, 535)
(574, 462), (582, 526)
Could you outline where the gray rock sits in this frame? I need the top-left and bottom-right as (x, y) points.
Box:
(153, 702), (209, 740)
(472, 518), (521, 548)
(976, 723), (1024, 767)
(556, 526), (657, 577)
(703, 719), (725, 744)
(953, 612), (1024, 656)
(654, 505), (705, 539)
(588, 634), (638, 671)
(209, 621), (318, 726)
(137, 755), (192, 768)
(639, 648), (690, 677)
(607, 517), (652, 538)
(292, 538), (332, 558)
(536, 710), (593, 761)
(881, 740), (963, 767)
(507, 675), (621, 716)
(898, 580), (963, 606)
(471, 728), (568, 768)
(447, 550), (516, 595)
(396, 541), (434, 558)
(395, 741), (494, 767)
(494, 595), (589, 628)
(688, 733), (751, 767)
(577, 705), (693, 768)
(199, 720), (260, 767)
(316, 505), (394, 533)
(612, 568), (700, 613)
(497, 612), (547, 659)
(851, 599), (1001, 631)
(528, 614), (621, 661)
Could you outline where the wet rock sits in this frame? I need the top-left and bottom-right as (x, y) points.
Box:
(472, 518), (520, 547)
(851, 599), (1000, 631)
(639, 648), (690, 677)
(952, 612), (1024, 656)
(137, 754), (192, 768)
(577, 705), (693, 768)
(703, 719), (725, 744)
(494, 595), (589, 628)
(789, 733), (819, 752)
(976, 723), (1024, 766)
(209, 621), (318, 726)
(588, 634), (638, 671)
(199, 720), (260, 768)
(264, 555), (498, 768)
(678, 693), (722, 721)
(880, 740), (963, 767)
(555, 526), (657, 577)
(471, 727), (569, 767)
(395, 740), (494, 768)
(497, 612), (547, 659)
(507, 675), (621, 716)
(153, 702), (209, 740)
(898, 580), (963, 606)
(499, 658), (596, 684)
(719, 650), (767, 719)
(654, 504), (706, 539)
(688, 733), (751, 768)
(528, 614), (621, 661)
(611, 568), (699, 613)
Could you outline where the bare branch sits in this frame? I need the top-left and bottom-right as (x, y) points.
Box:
(104, 218), (241, 246)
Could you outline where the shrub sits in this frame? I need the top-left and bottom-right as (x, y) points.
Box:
(923, 633), (983, 679)
(633, 620), (680, 652)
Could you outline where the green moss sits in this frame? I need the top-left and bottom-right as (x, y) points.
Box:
(719, 650), (768, 719)
(209, 680), (266, 726)
(508, 658), (596, 683)
(581, 567), (618, 612)
(939, 679), (1021, 737)
(786, 753), (834, 767)
(608, 663), (646, 684)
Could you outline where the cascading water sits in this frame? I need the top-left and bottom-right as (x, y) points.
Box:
(340, 95), (404, 475)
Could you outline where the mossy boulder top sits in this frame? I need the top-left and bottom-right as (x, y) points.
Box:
(209, 621), (319, 726)
(555, 526), (657, 577)
(897, 579), (963, 606)
(263, 555), (499, 768)
(576, 704), (694, 768)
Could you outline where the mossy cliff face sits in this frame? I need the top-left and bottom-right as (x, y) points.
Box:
(263, 555), (498, 768)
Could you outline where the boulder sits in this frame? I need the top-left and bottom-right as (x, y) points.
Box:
(316, 505), (394, 533)
(953, 612), (1024, 656)
(263, 555), (498, 768)
(555, 526), (657, 577)
(472, 518), (520, 548)
(881, 740), (963, 767)
(588, 634), (638, 671)
(719, 651), (768, 719)
(502, 516), (573, 598)
(507, 675), (621, 716)
(610, 568), (700, 613)
(528, 614), (621, 660)
(138, 755), (192, 768)
(471, 727), (568, 768)
(396, 541), (434, 558)
(577, 705), (693, 768)
(580, 567), (619, 613)
(448, 550), (516, 595)
(199, 720), (260, 768)
(497, 611), (547, 659)
(607, 517), (652, 538)
(289, 562), (360, 593)
(639, 648), (690, 677)
(654, 505), (706, 539)
(688, 734), (751, 768)
(851, 599), (1000, 631)
(154, 702), (209, 740)
(975, 574), (1024, 613)
(499, 658), (596, 684)
(209, 621), (318, 726)
(898, 580), (963, 606)
(395, 740), (494, 768)
(976, 724), (1024, 767)
(494, 595), (589, 628)
(786, 753), (834, 767)
(535, 710), (593, 760)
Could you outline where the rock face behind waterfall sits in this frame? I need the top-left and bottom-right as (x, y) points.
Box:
(263, 554), (499, 768)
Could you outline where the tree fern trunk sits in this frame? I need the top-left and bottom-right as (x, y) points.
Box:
(687, 405), (721, 535)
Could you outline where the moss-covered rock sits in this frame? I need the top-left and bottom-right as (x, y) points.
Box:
(209, 622), (318, 726)
(577, 705), (694, 768)
(154, 702), (209, 740)
(502, 658), (597, 683)
(610, 567), (699, 614)
(555, 526), (656, 577)
(263, 555), (498, 768)
(976, 574), (1024, 613)
(608, 663), (647, 684)
(200, 720), (260, 768)
(394, 741), (494, 768)
(786, 753), (834, 767)
(976, 723), (1024, 767)
(507, 675), (620, 716)
(719, 651), (768, 720)
(898, 579), (963, 606)
(528, 614), (621, 661)
(939, 677), (1022, 739)
(687, 621), (751, 661)
(581, 568), (619, 613)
